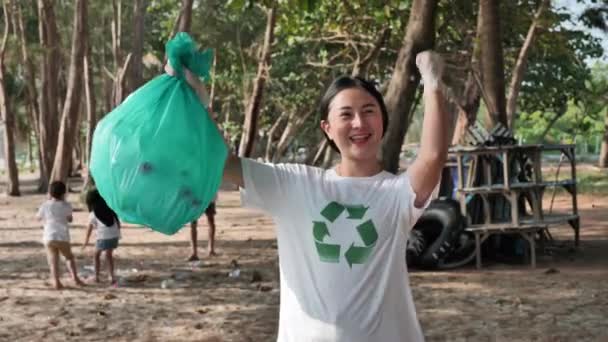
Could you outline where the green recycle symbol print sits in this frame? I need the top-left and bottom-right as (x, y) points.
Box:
(313, 201), (378, 268)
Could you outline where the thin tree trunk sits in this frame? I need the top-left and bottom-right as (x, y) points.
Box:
(130, 0), (147, 91)
(506, 0), (550, 128)
(111, 0), (121, 70)
(50, 0), (87, 183)
(264, 112), (288, 162)
(539, 109), (564, 141)
(28, 129), (34, 172)
(165, 0), (193, 66)
(0, 0), (20, 195)
(14, 1), (40, 138)
(177, 0), (193, 33)
(100, 24), (112, 114)
(311, 139), (329, 166)
(599, 110), (608, 168)
(37, 0), (61, 191)
(381, 0), (438, 173)
(84, 43), (96, 165)
(113, 54), (133, 106)
(479, 0), (507, 128)
(82, 43), (96, 188)
(238, 6), (277, 157)
(352, 27), (391, 77)
(15, 0), (41, 176)
(321, 146), (335, 169)
(451, 3), (483, 145)
(273, 109), (315, 162)
(110, 0), (133, 106)
(209, 53), (217, 112)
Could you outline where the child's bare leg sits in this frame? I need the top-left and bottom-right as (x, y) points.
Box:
(94, 250), (102, 283)
(187, 221), (199, 261)
(206, 214), (217, 257)
(106, 250), (116, 284)
(46, 247), (63, 289)
(66, 257), (84, 286)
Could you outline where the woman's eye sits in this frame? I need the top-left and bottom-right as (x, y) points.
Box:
(340, 112), (352, 118)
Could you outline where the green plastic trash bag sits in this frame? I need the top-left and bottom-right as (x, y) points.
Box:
(90, 32), (227, 235)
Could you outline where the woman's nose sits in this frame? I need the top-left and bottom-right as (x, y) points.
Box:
(352, 113), (364, 128)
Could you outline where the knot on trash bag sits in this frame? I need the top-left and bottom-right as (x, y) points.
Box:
(165, 32), (213, 81)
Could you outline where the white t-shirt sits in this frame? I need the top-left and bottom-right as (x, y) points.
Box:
(37, 200), (72, 243)
(240, 159), (432, 342)
(88, 212), (121, 240)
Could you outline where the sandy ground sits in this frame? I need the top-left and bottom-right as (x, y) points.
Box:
(0, 176), (607, 342)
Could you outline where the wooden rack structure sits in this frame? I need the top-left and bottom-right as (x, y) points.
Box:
(449, 144), (579, 268)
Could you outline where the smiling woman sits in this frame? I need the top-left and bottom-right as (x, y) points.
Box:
(318, 77), (388, 178)
(177, 51), (450, 342)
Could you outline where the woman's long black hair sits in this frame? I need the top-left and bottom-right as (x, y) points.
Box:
(86, 189), (119, 227)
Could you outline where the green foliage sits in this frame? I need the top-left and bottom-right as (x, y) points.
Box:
(516, 62), (608, 147)
(2, 0), (607, 165)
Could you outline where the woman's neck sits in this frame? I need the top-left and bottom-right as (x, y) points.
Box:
(336, 158), (382, 177)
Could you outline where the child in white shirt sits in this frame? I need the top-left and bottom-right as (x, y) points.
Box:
(36, 181), (84, 290)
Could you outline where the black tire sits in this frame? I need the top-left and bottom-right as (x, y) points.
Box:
(408, 199), (464, 269)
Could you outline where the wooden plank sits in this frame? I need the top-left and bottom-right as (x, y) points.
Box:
(481, 194), (491, 224)
(532, 149), (542, 184)
(456, 155), (464, 190)
(458, 182), (548, 194)
(449, 144), (543, 154)
(466, 214), (577, 231)
(510, 191), (519, 226)
(475, 232), (481, 269)
(530, 189), (543, 222)
(502, 150), (510, 188)
(540, 144), (576, 151)
(484, 158), (493, 186)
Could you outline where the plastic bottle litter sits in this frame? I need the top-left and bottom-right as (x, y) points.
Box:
(189, 260), (203, 270)
(228, 260), (240, 278)
(161, 279), (176, 289)
(117, 277), (127, 287)
(79, 265), (95, 279)
(228, 269), (241, 278)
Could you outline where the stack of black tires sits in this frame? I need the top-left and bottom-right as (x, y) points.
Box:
(406, 198), (476, 270)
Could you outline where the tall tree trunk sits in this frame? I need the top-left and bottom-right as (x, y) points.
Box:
(479, 0), (507, 128)
(238, 6), (277, 157)
(506, 0), (550, 128)
(539, 110), (563, 141)
(264, 112), (288, 161)
(50, 0), (87, 183)
(381, 0), (438, 173)
(272, 109), (314, 162)
(321, 146), (335, 169)
(84, 43), (96, 166)
(82, 42), (96, 188)
(209, 53), (217, 112)
(14, 1), (40, 138)
(101, 35), (113, 114)
(177, 0), (193, 33)
(352, 27), (391, 77)
(598, 111), (608, 168)
(37, 0), (61, 191)
(309, 139), (328, 166)
(130, 0), (147, 92)
(0, 0), (20, 195)
(451, 3), (483, 145)
(111, 0), (132, 106)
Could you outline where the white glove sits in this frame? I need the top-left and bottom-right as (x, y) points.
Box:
(415, 51), (445, 91)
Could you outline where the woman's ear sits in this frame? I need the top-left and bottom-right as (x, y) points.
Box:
(320, 120), (331, 139)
